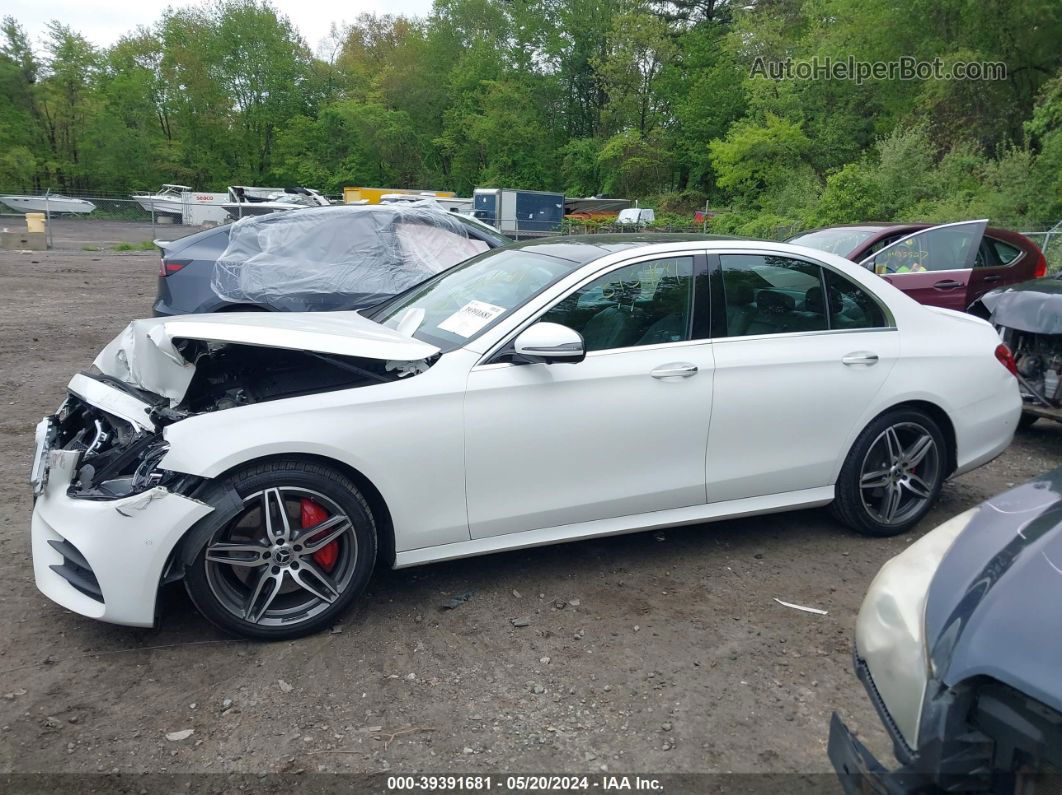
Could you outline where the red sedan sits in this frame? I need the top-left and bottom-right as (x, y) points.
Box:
(788, 221), (1048, 312)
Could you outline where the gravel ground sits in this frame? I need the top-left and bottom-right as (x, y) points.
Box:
(0, 239), (1059, 780)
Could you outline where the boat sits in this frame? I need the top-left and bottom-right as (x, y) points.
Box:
(221, 186), (331, 219)
(131, 184), (193, 216)
(0, 193), (96, 214)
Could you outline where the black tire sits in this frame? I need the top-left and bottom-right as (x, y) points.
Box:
(183, 459), (376, 640)
(830, 408), (947, 537)
(1017, 413), (1039, 431)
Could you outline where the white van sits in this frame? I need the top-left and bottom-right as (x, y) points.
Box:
(617, 207), (655, 226)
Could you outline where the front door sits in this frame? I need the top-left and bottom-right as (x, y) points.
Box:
(860, 220), (988, 311)
(463, 254), (715, 539)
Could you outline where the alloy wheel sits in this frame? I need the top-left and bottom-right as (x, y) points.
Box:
(858, 422), (941, 527)
(204, 486), (357, 626)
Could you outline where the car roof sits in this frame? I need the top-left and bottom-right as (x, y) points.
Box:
(506, 234), (746, 263)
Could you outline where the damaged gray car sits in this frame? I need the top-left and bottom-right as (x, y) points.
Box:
(830, 467), (1062, 793)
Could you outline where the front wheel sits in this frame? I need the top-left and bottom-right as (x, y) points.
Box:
(831, 409), (947, 537)
(183, 460), (376, 639)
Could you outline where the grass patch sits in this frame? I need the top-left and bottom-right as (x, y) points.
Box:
(112, 240), (157, 251)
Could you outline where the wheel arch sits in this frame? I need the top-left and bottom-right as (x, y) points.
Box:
(169, 452), (397, 579)
(872, 399), (958, 477)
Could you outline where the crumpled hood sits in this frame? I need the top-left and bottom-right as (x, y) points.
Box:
(925, 467), (1062, 713)
(979, 277), (1062, 334)
(93, 311), (439, 404)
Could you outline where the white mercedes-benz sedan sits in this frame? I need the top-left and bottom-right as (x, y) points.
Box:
(30, 236), (1022, 638)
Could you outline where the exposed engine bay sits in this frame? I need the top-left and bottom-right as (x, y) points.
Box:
(49, 342), (431, 501)
(1000, 327), (1062, 423)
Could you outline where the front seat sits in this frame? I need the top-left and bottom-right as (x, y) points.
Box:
(581, 305), (634, 351)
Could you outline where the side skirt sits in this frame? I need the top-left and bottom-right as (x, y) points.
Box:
(393, 486), (835, 568)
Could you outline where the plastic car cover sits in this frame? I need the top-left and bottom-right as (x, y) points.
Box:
(980, 278), (1062, 335)
(211, 204), (490, 311)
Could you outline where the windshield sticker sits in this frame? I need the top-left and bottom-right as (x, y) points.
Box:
(437, 300), (507, 337)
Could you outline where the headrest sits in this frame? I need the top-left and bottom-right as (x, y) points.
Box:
(756, 290), (795, 313)
(726, 281), (754, 305)
(805, 285), (842, 315)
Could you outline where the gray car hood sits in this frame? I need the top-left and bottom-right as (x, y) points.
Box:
(93, 311), (440, 404)
(979, 277), (1062, 334)
(925, 467), (1062, 712)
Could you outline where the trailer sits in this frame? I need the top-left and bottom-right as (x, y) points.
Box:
(473, 188), (565, 239)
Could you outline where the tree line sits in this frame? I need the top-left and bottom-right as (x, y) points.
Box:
(0, 0), (1059, 235)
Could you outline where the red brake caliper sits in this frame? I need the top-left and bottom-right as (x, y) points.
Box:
(300, 498), (338, 572)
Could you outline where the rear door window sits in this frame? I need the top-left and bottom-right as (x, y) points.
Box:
(719, 254), (829, 336)
(822, 270), (889, 329)
(989, 238), (1022, 265)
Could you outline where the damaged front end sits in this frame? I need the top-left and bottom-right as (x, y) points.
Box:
(38, 310), (440, 502)
(30, 310), (439, 625)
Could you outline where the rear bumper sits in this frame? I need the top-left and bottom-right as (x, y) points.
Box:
(31, 449), (213, 627)
(952, 385), (1021, 477)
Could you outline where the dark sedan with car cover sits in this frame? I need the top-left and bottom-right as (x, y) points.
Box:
(153, 204), (510, 316)
(830, 467), (1062, 792)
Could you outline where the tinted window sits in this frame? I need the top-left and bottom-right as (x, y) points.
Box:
(865, 233), (904, 255)
(474, 193), (497, 225)
(866, 222), (984, 274)
(541, 257), (694, 351)
(515, 193), (564, 234)
(822, 270), (888, 329)
(990, 238), (1021, 265)
(720, 254), (828, 336)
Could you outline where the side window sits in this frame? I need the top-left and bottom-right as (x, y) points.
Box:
(990, 238), (1021, 266)
(540, 256), (694, 352)
(864, 233), (904, 256)
(822, 270), (888, 329)
(720, 254), (828, 336)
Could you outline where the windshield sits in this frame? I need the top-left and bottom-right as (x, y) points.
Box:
(368, 247), (585, 351)
(788, 228), (878, 256)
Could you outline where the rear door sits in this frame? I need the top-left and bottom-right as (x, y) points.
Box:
(859, 220), (987, 310)
(966, 234), (1030, 305)
(706, 252), (899, 502)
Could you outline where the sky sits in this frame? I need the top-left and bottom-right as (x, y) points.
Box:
(4, 0), (435, 56)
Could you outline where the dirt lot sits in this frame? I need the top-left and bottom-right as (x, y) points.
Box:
(0, 238), (1059, 780)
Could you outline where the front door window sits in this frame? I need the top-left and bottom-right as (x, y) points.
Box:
(540, 256), (695, 351)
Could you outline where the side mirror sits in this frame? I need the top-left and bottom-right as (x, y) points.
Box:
(512, 322), (585, 364)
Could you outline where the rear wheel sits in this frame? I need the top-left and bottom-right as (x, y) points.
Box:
(831, 408), (946, 537)
(183, 460), (376, 639)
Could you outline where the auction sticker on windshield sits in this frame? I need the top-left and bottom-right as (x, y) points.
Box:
(437, 300), (506, 337)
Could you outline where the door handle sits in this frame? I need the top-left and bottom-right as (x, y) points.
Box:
(841, 352), (879, 366)
(982, 274), (1001, 283)
(933, 279), (963, 290)
(651, 362), (698, 379)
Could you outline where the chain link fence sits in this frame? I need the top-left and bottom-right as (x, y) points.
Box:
(1020, 221), (1062, 273)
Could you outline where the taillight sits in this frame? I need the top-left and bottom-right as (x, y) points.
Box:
(995, 343), (1018, 377)
(159, 259), (185, 276)
(1033, 250), (1047, 279)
